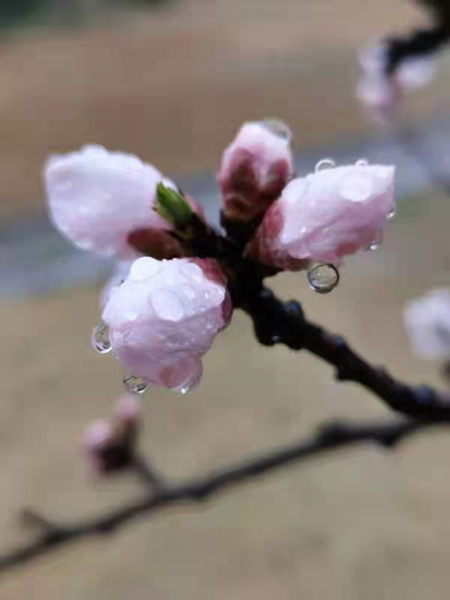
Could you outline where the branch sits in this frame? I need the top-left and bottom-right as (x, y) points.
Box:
(241, 286), (450, 420)
(0, 417), (436, 572)
(385, 24), (450, 75)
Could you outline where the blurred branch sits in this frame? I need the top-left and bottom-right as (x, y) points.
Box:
(384, 1), (450, 75)
(1, 250), (449, 572)
(0, 416), (437, 572)
(385, 24), (450, 75)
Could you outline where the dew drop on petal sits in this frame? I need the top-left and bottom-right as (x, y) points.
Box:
(150, 289), (185, 321)
(260, 119), (292, 142)
(123, 373), (148, 395)
(387, 207), (396, 220)
(339, 173), (373, 202)
(179, 284), (196, 300)
(315, 158), (336, 173)
(91, 322), (112, 354)
(355, 158), (369, 167)
(129, 257), (161, 282)
(174, 366), (202, 395)
(307, 263), (340, 294)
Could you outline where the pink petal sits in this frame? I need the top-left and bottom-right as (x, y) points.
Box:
(45, 145), (174, 258)
(218, 121), (293, 221)
(102, 257), (232, 391)
(248, 162), (395, 269)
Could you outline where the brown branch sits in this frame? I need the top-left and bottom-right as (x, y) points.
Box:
(239, 286), (450, 420)
(0, 417), (436, 573)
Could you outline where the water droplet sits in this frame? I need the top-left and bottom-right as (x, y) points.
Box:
(150, 289), (185, 321)
(129, 257), (160, 281)
(174, 366), (203, 395)
(369, 242), (380, 251)
(315, 158), (336, 173)
(260, 119), (292, 142)
(91, 322), (112, 354)
(355, 158), (369, 167)
(307, 263), (340, 294)
(123, 374), (148, 395)
(387, 207), (396, 220)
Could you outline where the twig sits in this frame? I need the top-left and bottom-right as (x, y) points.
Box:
(240, 286), (450, 420)
(0, 416), (436, 572)
(131, 455), (167, 491)
(385, 24), (450, 76)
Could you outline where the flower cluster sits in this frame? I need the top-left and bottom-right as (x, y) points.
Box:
(45, 119), (395, 393)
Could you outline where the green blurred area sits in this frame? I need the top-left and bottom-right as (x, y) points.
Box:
(0, 0), (168, 29)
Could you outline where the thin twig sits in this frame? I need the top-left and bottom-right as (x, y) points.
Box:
(131, 455), (167, 491)
(240, 286), (450, 420)
(0, 417), (435, 572)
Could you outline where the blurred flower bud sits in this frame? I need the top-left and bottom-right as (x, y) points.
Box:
(102, 257), (232, 392)
(247, 161), (395, 269)
(44, 145), (201, 259)
(82, 395), (141, 475)
(404, 289), (450, 360)
(218, 121), (293, 222)
(357, 39), (435, 124)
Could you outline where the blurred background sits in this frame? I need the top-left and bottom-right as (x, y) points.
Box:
(2, 0), (450, 598)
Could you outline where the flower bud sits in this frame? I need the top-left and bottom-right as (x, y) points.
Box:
(404, 289), (450, 360)
(247, 162), (395, 269)
(102, 257), (232, 392)
(82, 395), (141, 475)
(45, 145), (200, 259)
(357, 40), (435, 123)
(218, 121), (293, 222)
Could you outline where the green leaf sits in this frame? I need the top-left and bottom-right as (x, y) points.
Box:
(155, 183), (193, 227)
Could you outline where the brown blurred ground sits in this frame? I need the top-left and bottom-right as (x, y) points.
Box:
(2, 0), (450, 598)
(0, 0), (440, 221)
(2, 190), (450, 599)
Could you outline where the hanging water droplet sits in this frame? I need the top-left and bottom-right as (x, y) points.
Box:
(260, 119), (292, 142)
(387, 207), (396, 220)
(307, 263), (340, 294)
(123, 374), (148, 395)
(368, 242), (380, 251)
(91, 322), (112, 354)
(355, 158), (369, 167)
(315, 158), (336, 173)
(174, 367), (202, 395)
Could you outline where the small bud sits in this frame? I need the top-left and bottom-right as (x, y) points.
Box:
(357, 39), (435, 124)
(218, 121), (293, 222)
(404, 289), (450, 360)
(82, 395), (142, 476)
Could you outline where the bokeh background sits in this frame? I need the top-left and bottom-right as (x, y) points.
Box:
(2, 1), (450, 598)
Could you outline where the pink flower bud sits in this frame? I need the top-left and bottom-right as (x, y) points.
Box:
(217, 121), (294, 221)
(357, 73), (399, 125)
(247, 162), (395, 269)
(100, 261), (133, 310)
(404, 289), (450, 360)
(115, 394), (142, 426)
(44, 145), (198, 259)
(357, 40), (435, 124)
(102, 257), (232, 392)
(82, 395), (141, 475)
